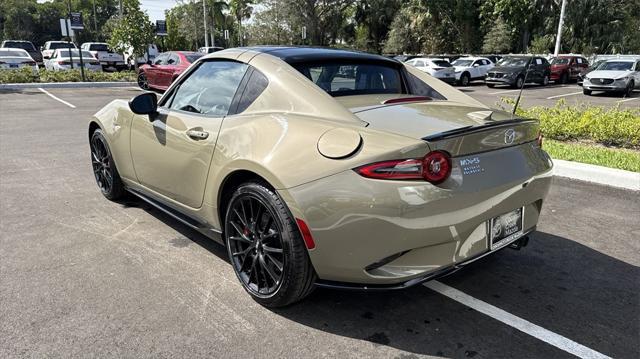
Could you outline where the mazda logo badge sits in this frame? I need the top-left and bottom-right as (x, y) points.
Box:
(504, 129), (516, 144)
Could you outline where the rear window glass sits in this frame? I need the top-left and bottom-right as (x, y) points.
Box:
(57, 49), (94, 58)
(49, 42), (76, 50)
(0, 50), (29, 57)
(89, 44), (109, 51)
(551, 58), (569, 64)
(185, 53), (204, 63)
(431, 60), (452, 67)
(294, 62), (403, 97)
(3, 42), (35, 50)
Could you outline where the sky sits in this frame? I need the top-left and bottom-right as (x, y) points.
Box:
(140, 0), (179, 22)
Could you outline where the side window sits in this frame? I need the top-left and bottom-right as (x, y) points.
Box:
(405, 70), (447, 100)
(233, 69), (269, 114)
(635, 61), (640, 71)
(167, 53), (180, 65)
(154, 53), (167, 65)
(472, 60), (481, 66)
(168, 61), (248, 116)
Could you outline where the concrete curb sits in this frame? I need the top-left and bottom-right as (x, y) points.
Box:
(553, 159), (640, 191)
(0, 82), (136, 90)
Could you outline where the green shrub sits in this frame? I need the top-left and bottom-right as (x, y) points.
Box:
(0, 67), (136, 84)
(502, 98), (640, 148)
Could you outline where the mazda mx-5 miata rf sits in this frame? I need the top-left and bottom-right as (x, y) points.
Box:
(89, 47), (553, 307)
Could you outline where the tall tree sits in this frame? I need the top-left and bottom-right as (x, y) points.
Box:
(107, 0), (154, 69)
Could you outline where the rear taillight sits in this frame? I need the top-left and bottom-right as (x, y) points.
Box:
(22, 61), (36, 66)
(355, 151), (452, 184)
(0, 61), (6, 64)
(58, 60), (70, 65)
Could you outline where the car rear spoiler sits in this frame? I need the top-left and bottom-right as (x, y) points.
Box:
(422, 118), (538, 141)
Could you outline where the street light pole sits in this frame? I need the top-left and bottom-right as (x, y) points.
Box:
(554, 0), (567, 56)
(203, 0), (209, 47)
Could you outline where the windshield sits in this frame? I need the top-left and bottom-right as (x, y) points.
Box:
(498, 57), (529, 67)
(551, 58), (570, 65)
(294, 62), (403, 97)
(597, 61), (633, 71)
(185, 53), (204, 63)
(49, 42), (76, 50)
(451, 59), (473, 67)
(89, 44), (110, 52)
(58, 49), (94, 58)
(3, 42), (35, 51)
(0, 50), (29, 57)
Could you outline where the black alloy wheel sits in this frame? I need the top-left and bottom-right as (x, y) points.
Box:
(624, 81), (634, 97)
(225, 182), (316, 307)
(560, 72), (569, 84)
(90, 129), (125, 200)
(137, 72), (149, 90)
(515, 76), (524, 89)
(227, 194), (285, 296)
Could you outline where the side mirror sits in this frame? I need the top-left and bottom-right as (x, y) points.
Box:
(129, 92), (158, 116)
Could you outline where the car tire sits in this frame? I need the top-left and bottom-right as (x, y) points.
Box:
(90, 129), (125, 200)
(624, 81), (634, 97)
(224, 182), (316, 307)
(137, 72), (149, 90)
(542, 74), (550, 86)
(514, 76), (524, 89)
(487, 83), (495, 88)
(583, 88), (592, 96)
(459, 72), (470, 86)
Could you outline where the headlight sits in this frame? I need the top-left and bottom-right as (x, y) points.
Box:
(615, 77), (628, 82)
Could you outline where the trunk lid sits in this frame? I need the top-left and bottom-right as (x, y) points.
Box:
(343, 97), (539, 156)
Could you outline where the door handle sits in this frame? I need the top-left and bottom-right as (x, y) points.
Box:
(186, 129), (209, 140)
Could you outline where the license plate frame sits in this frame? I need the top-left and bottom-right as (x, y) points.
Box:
(489, 207), (524, 250)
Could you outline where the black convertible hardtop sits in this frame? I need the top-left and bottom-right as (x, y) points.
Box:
(243, 46), (399, 66)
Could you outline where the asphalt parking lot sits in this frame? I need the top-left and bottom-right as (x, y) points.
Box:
(457, 81), (639, 109)
(1, 86), (638, 358)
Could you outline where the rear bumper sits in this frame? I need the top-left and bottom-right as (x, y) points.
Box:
(281, 143), (553, 285)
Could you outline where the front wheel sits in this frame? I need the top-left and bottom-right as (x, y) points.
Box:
(514, 76), (524, 89)
(137, 72), (149, 90)
(90, 129), (125, 200)
(224, 182), (316, 307)
(583, 88), (592, 95)
(623, 81), (634, 97)
(487, 83), (495, 88)
(459, 73), (470, 86)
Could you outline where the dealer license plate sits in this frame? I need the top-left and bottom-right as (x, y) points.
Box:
(489, 207), (524, 250)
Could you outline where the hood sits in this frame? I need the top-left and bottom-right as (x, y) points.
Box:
(353, 101), (518, 139)
(490, 65), (525, 74)
(586, 70), (632, 79)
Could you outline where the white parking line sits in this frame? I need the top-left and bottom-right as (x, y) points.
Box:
(488, 89), (520, 95)
(425, 281), (612, 359)
(617, 97), (638, 103)
(37, 88), (76, 108)
(547, 91), (583, 99)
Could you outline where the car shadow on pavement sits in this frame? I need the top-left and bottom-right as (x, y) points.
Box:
(126, 200), (638, 358)
(270, 231), (638, 358)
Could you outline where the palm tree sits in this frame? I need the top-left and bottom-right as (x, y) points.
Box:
(208, 0), (229, 47)
(229, 0), (253, 46)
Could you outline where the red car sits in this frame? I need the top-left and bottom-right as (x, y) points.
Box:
(550, 55), (589, 84)
(137, 51), (203, 91)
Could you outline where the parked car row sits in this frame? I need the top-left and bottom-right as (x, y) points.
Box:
(399, 53), (639, 96)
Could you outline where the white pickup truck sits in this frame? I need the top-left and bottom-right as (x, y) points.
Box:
(80, 42), (126, 71)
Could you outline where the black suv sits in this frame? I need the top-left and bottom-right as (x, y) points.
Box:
(485, 56), (551, 88)
(0, 40), (43, 65)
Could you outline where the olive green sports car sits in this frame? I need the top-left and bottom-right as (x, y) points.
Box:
(89, 47), (553, 307)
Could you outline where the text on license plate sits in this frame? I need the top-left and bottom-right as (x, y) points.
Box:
(489, 207), (524, 250)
